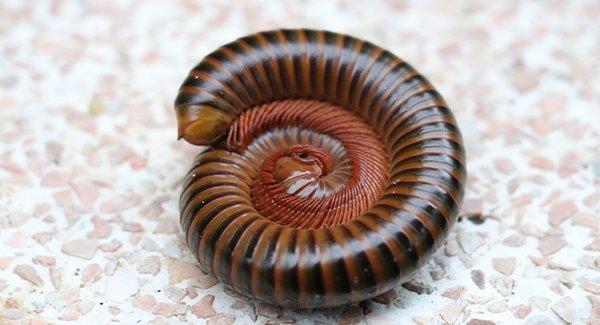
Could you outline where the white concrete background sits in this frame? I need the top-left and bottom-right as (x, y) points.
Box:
(0, 0), (598, 324)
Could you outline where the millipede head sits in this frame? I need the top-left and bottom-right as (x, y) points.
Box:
(176, 104), (233, 146)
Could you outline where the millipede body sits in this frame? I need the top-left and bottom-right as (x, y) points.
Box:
(176, 29), (466, 308)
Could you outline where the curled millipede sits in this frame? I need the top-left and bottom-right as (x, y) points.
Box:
(176, 29), (466, 308)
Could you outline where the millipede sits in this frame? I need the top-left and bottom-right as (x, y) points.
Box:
(175, 29), (466, 308)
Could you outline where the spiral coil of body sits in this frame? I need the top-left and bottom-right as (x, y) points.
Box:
(176, 29), (466, 308)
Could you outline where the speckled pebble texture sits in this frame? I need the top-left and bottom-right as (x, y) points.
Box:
(0, 0), (598, 324)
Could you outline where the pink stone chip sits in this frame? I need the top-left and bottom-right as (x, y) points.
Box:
(191, 295), (217, 319)
(548, 201), (577, 226)
(100, 194), (142, 213)
(41, 170), (71, 187)
(512, 304), (532, 319)
(0, 257), (14, 270)
(439, 302), (466, 324)
(52, 189), (76, 207)
(338, 306), (365, 325)
(572, 213), (598, 230)
(153, 218), (179, 234)
(168, 262), (204, 284)
(529, 156), (553, 170)
(580, 281), (600, 295)
(152, 302), (188, 318)
(442, 286), (466, 301)
(72, 180), (100, 206)
(13, 264), (43, 286)
(62, 239), (98, 259)
(32, 255), (56, 267)
(59, 306), (80, 321)
(132, 294), (157, 312)
(461, 198), (483, 215)
(87, 216), (112, 239)
(32, 232), (53, 244)
(538, 236), (567, 256)
(137, 256), (161, 276)
(491, 257), (516, 275)
(551, 297), (575, 323)
(493, 158), (515, 174)
(589, 296), (600, 322)
(99, 239), (122, 252)
(206, 314), (235, 325)
(82, 263), (103, 284)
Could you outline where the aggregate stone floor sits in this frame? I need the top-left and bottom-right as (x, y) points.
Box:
(0, 0), (598, 324)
